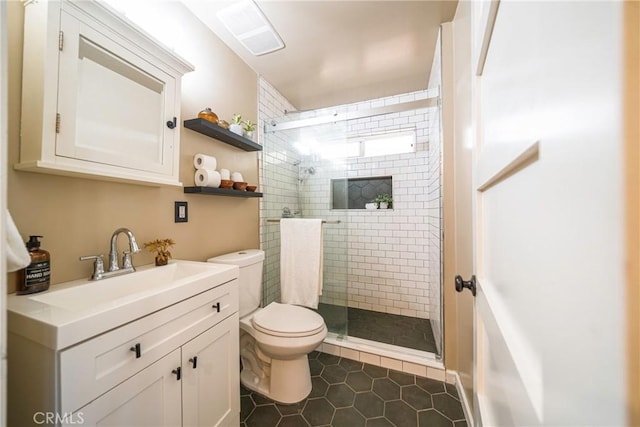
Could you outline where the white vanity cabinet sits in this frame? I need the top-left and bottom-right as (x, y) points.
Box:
(7, 261), (240, 427)
(71, 349), (183, 426)
(181, 315), (240, 426)
(16, 0), (194, 186)
(74, 315), (240, 427)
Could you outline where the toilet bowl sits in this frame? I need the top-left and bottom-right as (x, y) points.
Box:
(208, 250), (327, 404)
(240, 302), (327, 403)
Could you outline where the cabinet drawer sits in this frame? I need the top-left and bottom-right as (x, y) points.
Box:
(60, 279), (237, 413)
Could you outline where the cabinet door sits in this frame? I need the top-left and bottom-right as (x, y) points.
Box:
(70, 349), (182, 427)
(56, 9), (176, 176)
(182, 314), (240, 427)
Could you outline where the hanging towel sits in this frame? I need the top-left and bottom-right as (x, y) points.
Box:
(6, 210), (30, 272)
(280, 218), (323, 309)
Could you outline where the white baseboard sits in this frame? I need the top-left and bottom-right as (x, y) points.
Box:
(450, 370), (475, 426)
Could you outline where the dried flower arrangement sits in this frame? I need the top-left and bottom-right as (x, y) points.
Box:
(143, 238), (175, 266)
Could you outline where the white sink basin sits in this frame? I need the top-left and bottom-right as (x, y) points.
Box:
(29, 262), (222, 312)
(7, 260), (239, 350)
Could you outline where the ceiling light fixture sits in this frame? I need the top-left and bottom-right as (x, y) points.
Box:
(216, 0), (285, 56)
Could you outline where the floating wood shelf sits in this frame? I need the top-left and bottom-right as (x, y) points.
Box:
(183, 118), (262, 151)
(184, 187), (263, 198)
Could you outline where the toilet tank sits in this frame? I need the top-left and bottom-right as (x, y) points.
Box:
(207, 249), (265, 317)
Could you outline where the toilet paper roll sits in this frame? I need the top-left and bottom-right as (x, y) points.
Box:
(220, 169), (231, 180)
(231, 172), (244, 182)
(194, 169), (222, 188)
(193, 154), (217, 170)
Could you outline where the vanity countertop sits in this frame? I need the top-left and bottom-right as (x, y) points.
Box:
(7, 260), (239, 350)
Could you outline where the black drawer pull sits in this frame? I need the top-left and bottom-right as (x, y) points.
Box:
(212, 302), (221, 312)
(130, 343), (141, 359)
(172, 367), (181, 380)
(189, 356), (198, 369)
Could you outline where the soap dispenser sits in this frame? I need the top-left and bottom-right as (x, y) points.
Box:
(17, 235), (51, 295)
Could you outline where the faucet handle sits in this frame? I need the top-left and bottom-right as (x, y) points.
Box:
(122, 250), (135, 269)
(80, 255), (105, 281)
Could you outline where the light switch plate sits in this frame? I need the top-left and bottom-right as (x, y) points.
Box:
(175, 201), (188, 223)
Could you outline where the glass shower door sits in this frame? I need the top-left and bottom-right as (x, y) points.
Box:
(262, 120), (349, 338)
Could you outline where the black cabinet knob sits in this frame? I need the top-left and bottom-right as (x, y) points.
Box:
(189, 356), (198, 369)
(212, 302), (221, 312)
(172, 367), (181, 380)
(130, 343), (141, 359)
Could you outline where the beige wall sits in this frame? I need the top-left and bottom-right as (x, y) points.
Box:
(6, 1), (259, 293)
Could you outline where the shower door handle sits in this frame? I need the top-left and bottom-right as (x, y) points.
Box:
(455, 275), (477, 297)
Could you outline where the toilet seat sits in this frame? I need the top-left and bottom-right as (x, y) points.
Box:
(252, 302), (325, 338)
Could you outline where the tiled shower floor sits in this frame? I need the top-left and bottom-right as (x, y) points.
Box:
(240, 351), (467, 427)
(317, 304), (438, 354)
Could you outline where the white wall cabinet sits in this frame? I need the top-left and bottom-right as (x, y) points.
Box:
(8, 278), (240, 427)
(16, 0), (194, 186)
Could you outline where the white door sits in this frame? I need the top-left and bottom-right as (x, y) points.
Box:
(72, 349), (182, 426)
(471, 1), (627, 426)
(182, 314), (240, 427)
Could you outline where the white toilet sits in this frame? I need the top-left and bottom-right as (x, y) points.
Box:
(208, 249), (327, 404)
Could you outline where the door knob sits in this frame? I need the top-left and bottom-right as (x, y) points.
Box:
(455, 275), (477, 296)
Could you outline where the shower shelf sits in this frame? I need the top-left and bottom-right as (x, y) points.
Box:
(183, 187), (263, 197)
(183, 118), (262, 151)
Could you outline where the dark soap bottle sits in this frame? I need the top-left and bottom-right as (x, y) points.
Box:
(17, 235), (51, 295)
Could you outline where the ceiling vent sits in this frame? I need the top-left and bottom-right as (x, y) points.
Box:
(217, 0), (285, 56)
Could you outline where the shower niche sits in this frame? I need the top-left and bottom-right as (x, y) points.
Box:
(331, 176), (392, 209)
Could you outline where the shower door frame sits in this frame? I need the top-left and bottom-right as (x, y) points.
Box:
(262, 98), (445, 363)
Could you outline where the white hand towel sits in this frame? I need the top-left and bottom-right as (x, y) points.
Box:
(6, 210), (30, 272)
(280, 218), (323, 309)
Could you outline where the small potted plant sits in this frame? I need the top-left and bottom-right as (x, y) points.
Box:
(374, 194), (393, 209)
(243, 119), (256, 140)
(230, 114), (243, 136)
(144, 238), (175, 266)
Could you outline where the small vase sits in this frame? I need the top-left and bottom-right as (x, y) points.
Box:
(155, 255), (169, 266)
(379, 202), (388, 209)
(229, 123), (243, 136)
(244, 130), (254, 140)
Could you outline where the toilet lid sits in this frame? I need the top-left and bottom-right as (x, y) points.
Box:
(252, 302), (326, 337)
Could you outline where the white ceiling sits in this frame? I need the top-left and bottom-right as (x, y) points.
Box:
(183, 0), (458, 111)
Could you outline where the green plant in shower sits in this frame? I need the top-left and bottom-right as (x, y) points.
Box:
(374, 193), (393, 208)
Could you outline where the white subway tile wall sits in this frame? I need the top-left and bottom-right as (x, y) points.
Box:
(259, 77), (442, 339)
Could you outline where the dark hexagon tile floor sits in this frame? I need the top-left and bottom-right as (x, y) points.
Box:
(315, 304), (438, 354)
(240, 351), (467, 427)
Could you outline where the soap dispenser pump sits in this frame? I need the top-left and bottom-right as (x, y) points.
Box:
(17, 235), (51, 295)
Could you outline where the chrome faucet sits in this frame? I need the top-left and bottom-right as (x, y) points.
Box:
(80, 228), (142, 281)
(108, 228), (141, 272)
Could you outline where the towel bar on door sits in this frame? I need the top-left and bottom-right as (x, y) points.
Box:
(265, 218), (342, 224)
